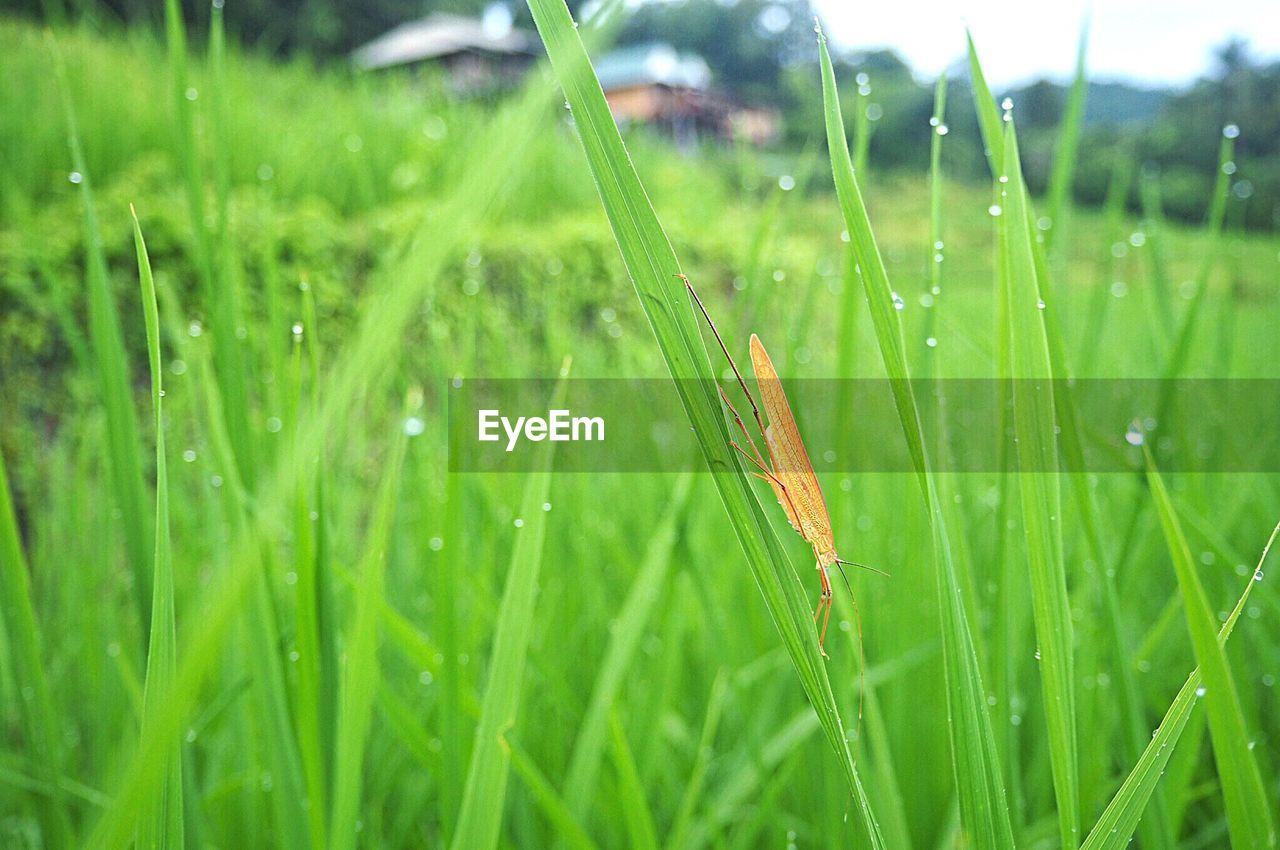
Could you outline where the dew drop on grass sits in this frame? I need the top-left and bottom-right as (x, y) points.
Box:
(428, 537), (444, 551)
(1264, 674), (1275, 687)
(1195, 686), (1207, 697)
(291, 322), (304, 337)
(1001, 96), (1014, 110)
(988, 204), (1002, 217)
(1037, 298), (1046, 310)
(68, 171), (83, 184)
(1129, 231), (1147, 247)
(542, 502), (552, 511)
(266, 416), (283, 433)
(929, 116), (940, 127)
(934, 123), (948, 136)
(1222, 161), (1237, 175)
(185, 87), (198, 101)
(189, 320), (204, 337)
(998, 174), (1009, 184)
(513, 518), (524, 528)
(919, 292), (934, 307)
(182, 449), (197, 462)
(1034, 649), (1041, 660)
(1255, 568), (1265, 582)
(1223, 123), (1240, 139)
(1125, 424), (1145, 446)
(1111, 281), (1129, 298)
(891, 291), (905, 310)
(285, 571), (297, 585)
(211, 474), (223, 489)
(185, 728), (197, 743)
(778, 174), (795, 191)
(926, 337), (938, 348)
(403, 416), (425, 437)
(419, 671), (433, 685)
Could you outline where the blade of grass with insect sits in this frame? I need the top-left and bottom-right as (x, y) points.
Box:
(131, 209), (185, 849)
(330, 406), (410, 850)
(0, 448), (74, 845)
(999, 121), (1080, 848)
(1043, 20), (1089, 255)
(53, 39), (153, 636)
(819, 25), (1015, 848)
(561, 473), (692, 822)
(1144, 454), (1276, 849)
(524, 3), (884, 844)
(1081, 520), (1279, 849)
(449, 361), (568, 850)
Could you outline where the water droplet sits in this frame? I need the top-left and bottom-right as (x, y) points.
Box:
(998, 174), (1009, 184)
(1111, 280), (1129, 298)
(291, 322), (304, 337)
(855, 72), (869, 86)
(1001, 96), (1014, 110)
(891, 291), (905, 311)
(188, 320), (203, 337)
(778, 174), (795, 191)
(428, 537), (444, 551)
(1034, 649), (1041, 660)
(933, 252), (944, 263)
(211, 474), (223, 488)
(1254, 569), (1265, 582)
(185, 728), (197, 742)
(926, 337), (938, 348)
(929, 116), (940, 127)
(1223, 123), (1240, 139)
(182, 449), (197, 462)
(1195, 686), (1207, 697)
(1037, 298), (1046, 310)
(158, 389), (166, 397)
(542, 502), (552, 512)
(1222, 161), (1237, 175)
(988, 204), (1003, 217)
(1125, 424), (1145, 446)
(185, 87), (198, 101)
(1010, 714), (1022, 726)
(419, 671), (434, 685)
(403, 417), (425, 437)
(935, 123), (949, 136)
(919, 292), (934, 307)
(1129, 231), (1147, 247)
(266, 416), (283, 433)
(772, 269), (785, 282)
(284, 571), (297, 585)
(68, 171), (83, 184)
(514, 518), (524, 528)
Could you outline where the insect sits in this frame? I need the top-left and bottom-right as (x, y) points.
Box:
(680, 274), (884, 669)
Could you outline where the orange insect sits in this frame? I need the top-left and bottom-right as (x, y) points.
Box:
(681, 274), (884, 668)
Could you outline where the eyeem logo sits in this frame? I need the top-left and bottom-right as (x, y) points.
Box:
(478, 409), (605, 452)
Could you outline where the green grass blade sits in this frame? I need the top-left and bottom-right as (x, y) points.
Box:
(330, 409), (410, 850)
(1082, 520), (1279, 849)
(608, 709), (660, 850)
(664, 671), (728, 850)
(523, 3), (883, 844)
(562, 473), (691, 819)
(53, 39), (153, 635)
(449, 364), (568, 850)
(1144, 456), (1276, 848)
(819, 26), (1013, 847)
(503, 735), (601, 850)
(998, 122), (1079, 847)
(0, 443), (73, 845)
(131, 208), (184, 849)
(966, 31), (1005, 170)
(1044, 20), (1089, 253)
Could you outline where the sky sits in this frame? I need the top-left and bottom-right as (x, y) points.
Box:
(815, 0), (1280, 88)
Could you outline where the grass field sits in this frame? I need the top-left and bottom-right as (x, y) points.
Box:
(1, 7), (1278, 848)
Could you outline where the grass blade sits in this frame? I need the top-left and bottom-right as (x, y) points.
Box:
(1145, 456), (1276, 848)
(449, 363), (569, 850)
(1082, 520), (1279, 849)
(608, 709), (660, 850)
(523, 2), (883, 844)
(1043, 20), (1089, 253)
(130, 208), (184, 849)
(330, 406), (410, 850)
(819, 25), (1013, 847)
(53, 39), (153, 635)
(562, 473), (692, 819)
(504, 735), (601, 850)
(998, 122), (1079, 847)
(0, 438), (73, 846)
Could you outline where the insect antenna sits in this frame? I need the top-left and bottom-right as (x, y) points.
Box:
(835, 558), (890, 578)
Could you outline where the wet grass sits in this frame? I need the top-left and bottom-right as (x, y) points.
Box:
(1, 11), (1278, 849)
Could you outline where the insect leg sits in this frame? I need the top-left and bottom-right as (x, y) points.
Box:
(816, 564), (833, 659)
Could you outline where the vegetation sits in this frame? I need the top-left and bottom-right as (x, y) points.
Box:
(1, 6), (1278, 849)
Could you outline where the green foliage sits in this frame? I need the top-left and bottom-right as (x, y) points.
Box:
(1, 14), (1279, 850)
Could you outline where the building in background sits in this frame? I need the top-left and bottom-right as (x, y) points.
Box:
(595, 43), (780, 146)
(351, 12), (537, 94)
